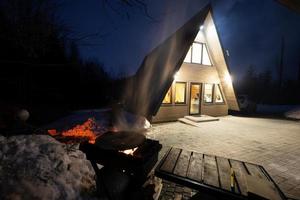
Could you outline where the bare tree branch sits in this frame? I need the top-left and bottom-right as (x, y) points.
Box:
(101, 0), (158, 22)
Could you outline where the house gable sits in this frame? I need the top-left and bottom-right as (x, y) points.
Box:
(123, 5), (239, 121)
(123, 5), (211, 118)
(202, 11), (239, 111)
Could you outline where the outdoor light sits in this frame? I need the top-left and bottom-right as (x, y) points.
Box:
(200, 25), (204, 30)
(224, 73), (232, 84)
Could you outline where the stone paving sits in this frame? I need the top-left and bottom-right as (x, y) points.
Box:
(158, 180), (197, 200)
(146, 116), (300, 199)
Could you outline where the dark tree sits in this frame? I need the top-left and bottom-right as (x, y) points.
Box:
(298, 62), (300, 83)
(0, 0), (68, 63)
(0, 0), (114, 124)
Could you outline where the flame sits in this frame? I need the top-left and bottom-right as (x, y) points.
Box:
(48, 118), (99, 144)
(119, 147), (138, 156)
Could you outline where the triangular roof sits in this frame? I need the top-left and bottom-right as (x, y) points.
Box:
(123, 4), (239, 119)
(123, 4), (211, 118)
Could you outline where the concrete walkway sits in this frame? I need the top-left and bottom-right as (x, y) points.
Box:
(147, 116), (300, 199)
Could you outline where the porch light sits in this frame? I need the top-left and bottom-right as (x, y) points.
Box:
(200, 25), (204, 30)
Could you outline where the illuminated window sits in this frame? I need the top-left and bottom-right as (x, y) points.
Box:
(175, 82), (186, 104)
(162, 87), (172, 104)
(183, 42), (212, 65)
(215, 84), (224, 103)
(204, 83), (214, 103)
(192, 43), (202, 63)
(202, 44), (211, 65)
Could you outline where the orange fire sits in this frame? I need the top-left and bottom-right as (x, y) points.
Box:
(48, 129), (58, 136)
(48, 118), (99, 144)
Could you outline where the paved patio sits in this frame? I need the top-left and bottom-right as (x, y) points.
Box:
(146, 116), (300, 199)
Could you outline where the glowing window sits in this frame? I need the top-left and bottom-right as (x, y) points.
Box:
(175, 82), (186, 104)
(202, 44), (212, 65)
(184, 47), (191, 62)
(204, 83), (214, 103)
(162, 87), (172, 104)
(183, 42), (212, 66)
(192, 43), (202, 64)
(215, 84), (224, 103)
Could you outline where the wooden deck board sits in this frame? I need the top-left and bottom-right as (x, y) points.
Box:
(156, 147), (286, 200)
(186, 152), (203, 182)
(216, 157), (233, 192)
(230, 160), (248, 196)
(203, 155), (220, 188)
(174, 149), (192, 177)
(245, 163), (283, 200)
(160, 148), (181, 173)
(245, 163), (269, 181)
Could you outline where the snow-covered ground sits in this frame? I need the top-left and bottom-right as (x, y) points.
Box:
(45, 109), (150, 133)
(0, 109), (151, 199)
(257, 104), (300, 120)
(284, 106), (300, 120)
(256, 104), (297, 114)
(0, 135), (96, 200)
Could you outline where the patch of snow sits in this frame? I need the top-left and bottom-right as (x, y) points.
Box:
(44, 109), (151, 133)
(284, 106), (300, 120)
(256, 104), (299, 114)
(0, 135), (96, 200)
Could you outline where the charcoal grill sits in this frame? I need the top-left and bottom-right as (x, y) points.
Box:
(79, 134), (162, 200)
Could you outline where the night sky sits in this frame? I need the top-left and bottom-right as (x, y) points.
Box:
(59, 0), (300, 81)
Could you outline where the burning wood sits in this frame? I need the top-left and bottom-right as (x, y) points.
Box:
(119, 147), (138, 156)
(48, 118), (102, 144)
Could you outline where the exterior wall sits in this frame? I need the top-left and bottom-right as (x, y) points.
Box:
(152, 11), (238, 123)
(152, 63), (228, 122)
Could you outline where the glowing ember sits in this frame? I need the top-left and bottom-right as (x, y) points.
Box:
(48, 129), (58, 136)
(48, 118), (100, 144)
(119, 147), (138, 156)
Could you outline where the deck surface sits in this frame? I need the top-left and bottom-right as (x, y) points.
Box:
(155, 147), (287, 200)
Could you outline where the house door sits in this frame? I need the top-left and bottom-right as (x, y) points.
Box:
(189, 83), (201, 115)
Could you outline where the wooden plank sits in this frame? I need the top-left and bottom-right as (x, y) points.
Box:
(244, 163), (269, 181)
(246, 174), (283, 200)
(186, 152), (203, 182)
(203, 155), (220, 188)
(245, 163), (284, 200)
(160, 148), (181, 173)
(230, 160), (248, 196)
(216, 157), (233, 192)
(174, 150), (192, 177)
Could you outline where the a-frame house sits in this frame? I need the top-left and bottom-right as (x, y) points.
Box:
(123, 5), (239, 122)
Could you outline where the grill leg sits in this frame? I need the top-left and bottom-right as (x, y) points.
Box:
(89, 160), (131, 200)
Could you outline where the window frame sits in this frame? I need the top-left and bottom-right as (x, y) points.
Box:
(191, 42), (202, 64)
(162, 86), (172, 105)
(215, 84), (225, 104)
(203, 83), (214, 104)
(174, 82), (187, 105)
(183, 42), (213, 66)
(201, 43), (213, 66)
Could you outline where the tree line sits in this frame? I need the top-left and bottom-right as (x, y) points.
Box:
(235, 65), (300, 105)
(0, 0), (123, 124)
